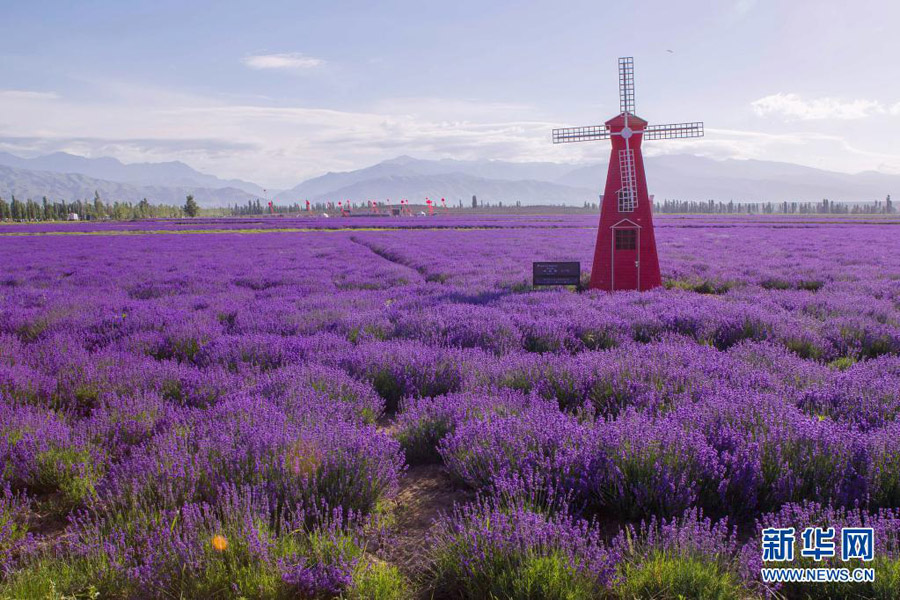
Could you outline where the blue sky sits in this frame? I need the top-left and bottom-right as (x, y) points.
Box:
(1, 0), (898, 188)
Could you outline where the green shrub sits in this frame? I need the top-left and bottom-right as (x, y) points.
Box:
(426, 500), (614, 600)
(0, 555), (105, 600)
(432, 549), (599, 600)
(348, 562), (410, 600)
(828, 356), (857, 371)
(797, 279), (824, 292)
(615, 552), (746, 600)
(761, 278), (792, 290)
(34, 446), (104, 507)
(667, 278), (732, 295)
(394, 413), (452, 464)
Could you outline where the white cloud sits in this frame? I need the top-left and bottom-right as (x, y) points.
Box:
(751, 93), (887, 120)
(643, 126), (900, 175)
(372, 97), (541, 121)
(0, 82), (563, 187)
(2, 79), (899, 188)
(241, 52), (324, 70)
(0, 90), (59, 101)
(667, 127), (839, 158)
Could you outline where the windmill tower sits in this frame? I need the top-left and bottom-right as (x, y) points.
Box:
(553, 57), (704, 291)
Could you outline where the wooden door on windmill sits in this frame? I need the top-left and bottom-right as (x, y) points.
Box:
(611, 223), (640, 290)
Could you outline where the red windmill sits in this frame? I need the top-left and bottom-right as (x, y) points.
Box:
(553, 56), (704, 291)
(426, 197), (433, 216)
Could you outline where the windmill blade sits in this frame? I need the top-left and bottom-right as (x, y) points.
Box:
(618, 56), (635, 114)
(552, 125), (610, 144)
(643, 122), (704, 140)
(617, 148), (637, 212)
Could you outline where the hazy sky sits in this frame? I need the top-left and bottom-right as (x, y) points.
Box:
(1, 0), (898, 188)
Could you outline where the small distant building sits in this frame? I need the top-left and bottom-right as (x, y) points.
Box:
(67, 213), (80, 221)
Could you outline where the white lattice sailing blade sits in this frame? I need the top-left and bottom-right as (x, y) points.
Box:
(619, 57), (635, 114)
(617, 148), (637, 212)
(644, 122), (704, 140)
(552, 125), (610, 144)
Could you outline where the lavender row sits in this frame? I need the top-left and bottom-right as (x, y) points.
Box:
(1, 215), (898, 597)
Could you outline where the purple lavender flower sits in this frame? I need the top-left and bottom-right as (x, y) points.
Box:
(438, 399), (590, 501)
(395, 389), (536, 464)
(427, 496), (617, 597)
(0, 482), (33, 577)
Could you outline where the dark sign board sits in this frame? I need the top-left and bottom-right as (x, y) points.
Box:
(533, 261), (581, 286)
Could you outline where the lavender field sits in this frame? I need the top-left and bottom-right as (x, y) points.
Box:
(1, 214), (899, 599)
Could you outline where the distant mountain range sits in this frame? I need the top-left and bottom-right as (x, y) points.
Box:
(272, 155), (587, 205)
(0, 164), (258, 207)
(0, 151), (896, 207)
(0, 151), (264, 196)
(561, 154), (899, 205)
(275, 154), (898, 205)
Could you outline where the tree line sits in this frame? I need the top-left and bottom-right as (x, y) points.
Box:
(656, 196), (895, 215)
(231, 199), (304, 216)
(0, 192), (211, 221)
(3, 191), (895, 221)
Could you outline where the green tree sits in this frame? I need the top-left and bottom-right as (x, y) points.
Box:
(10, 195), (24, 220)
(92, 191), (105, 219)
(183, 194), (200, 217)
(138, 198), (151, 218)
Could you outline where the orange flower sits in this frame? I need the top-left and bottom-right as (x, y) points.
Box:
(211, 534), (228, 552)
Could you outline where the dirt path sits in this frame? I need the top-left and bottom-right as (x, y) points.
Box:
(382, 463), (472, 576)
(26, 492), (73, 554)
(376, 418), (473, 581)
